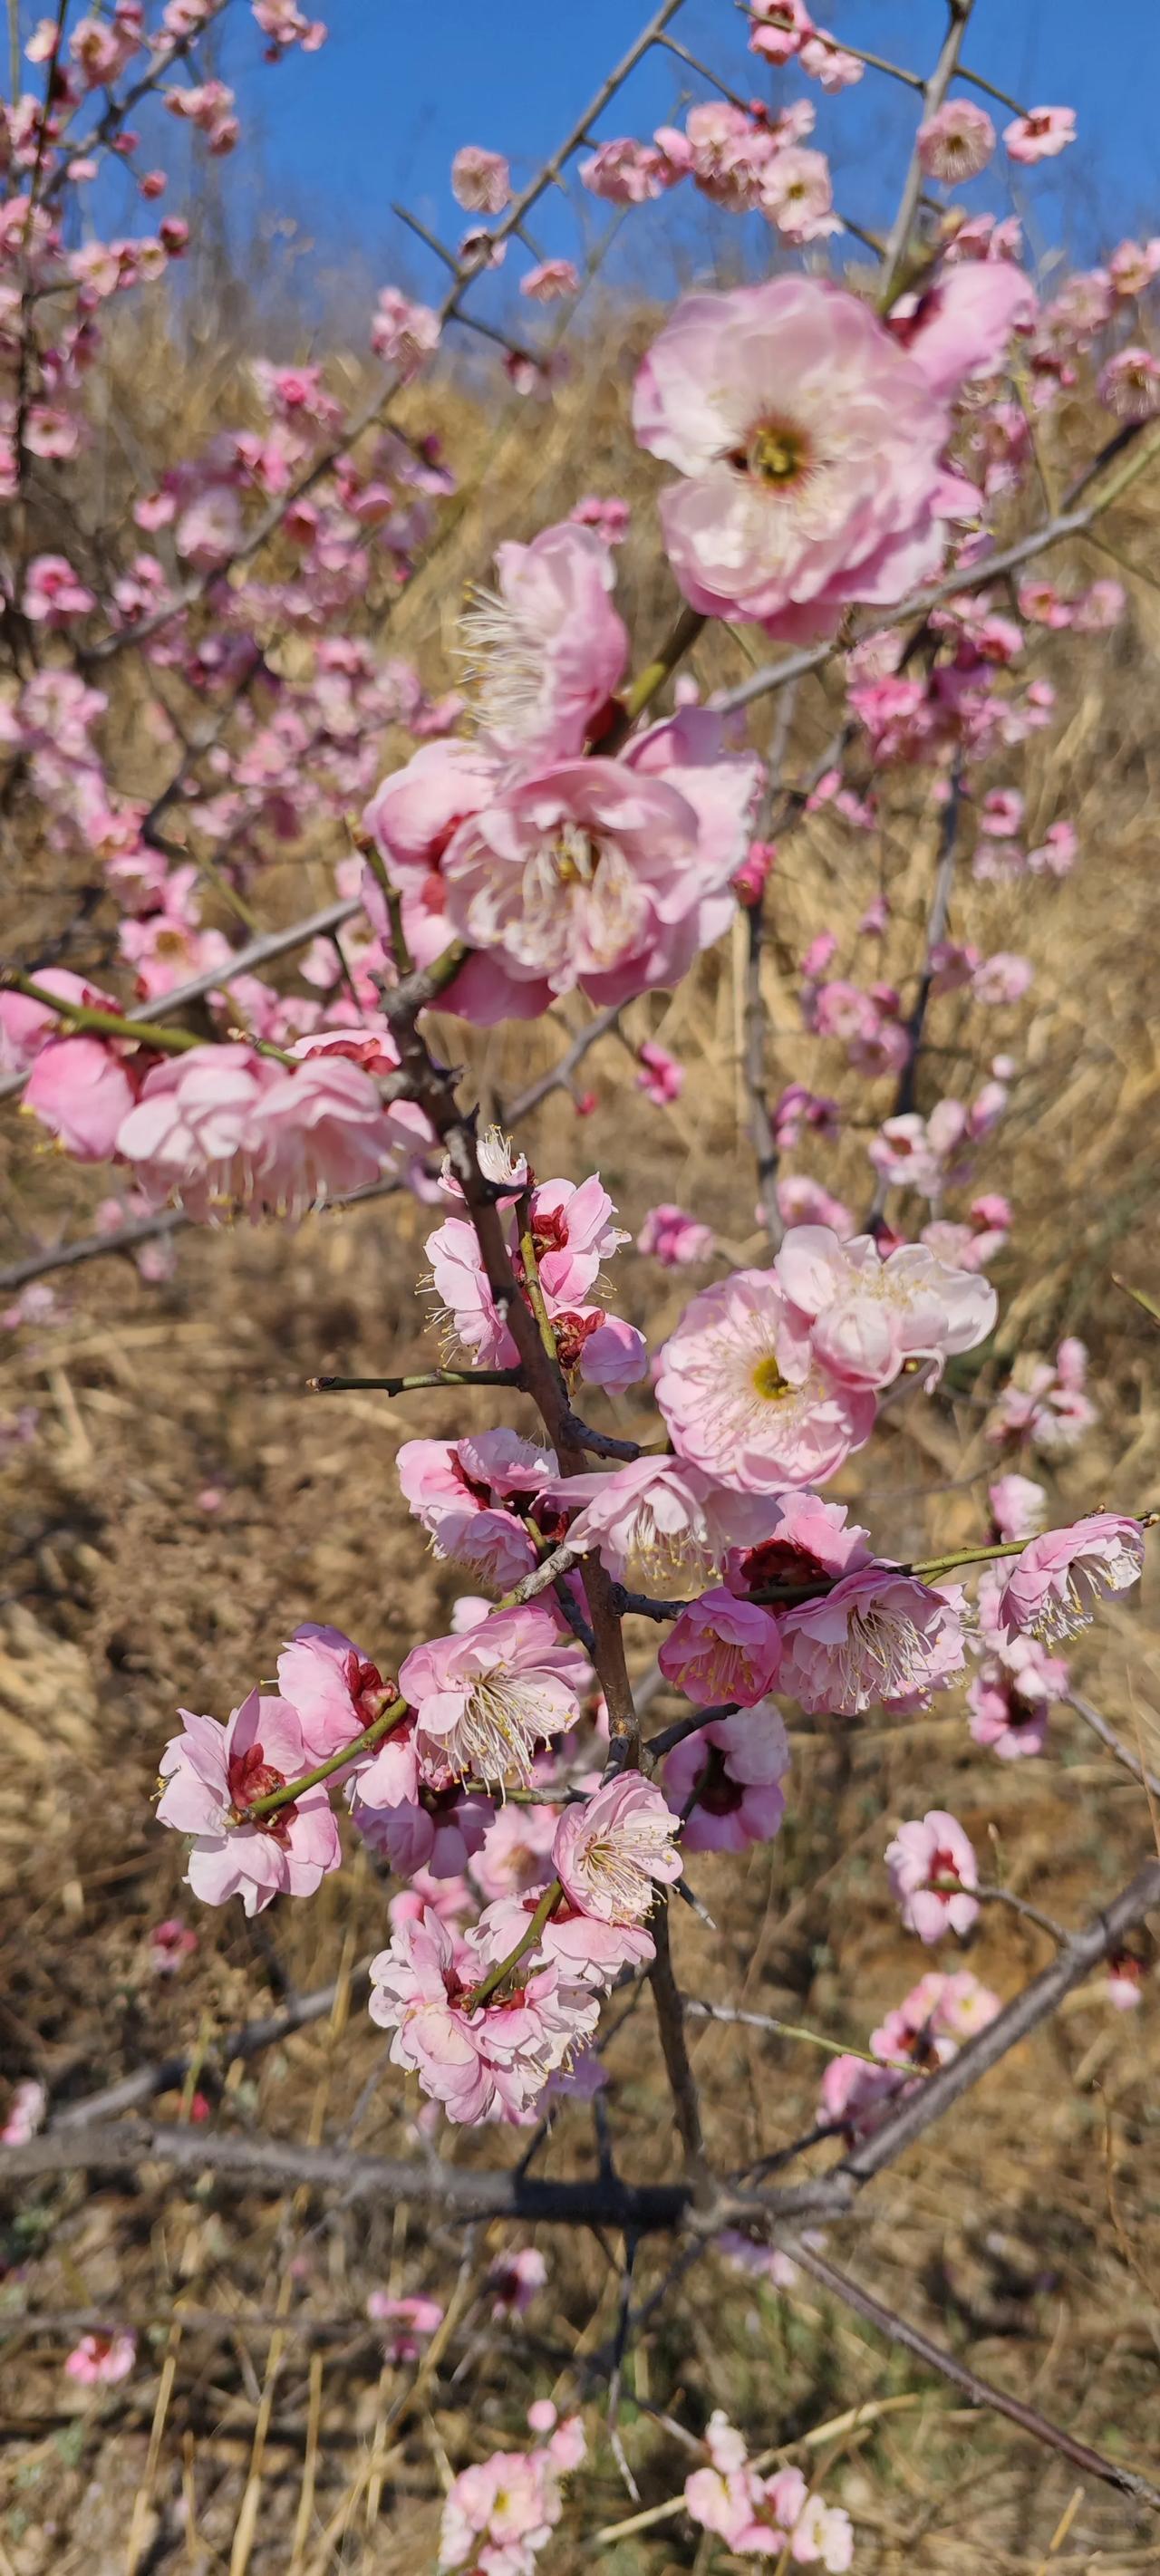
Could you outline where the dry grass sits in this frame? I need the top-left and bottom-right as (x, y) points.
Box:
(1, 305), (1159, 2574)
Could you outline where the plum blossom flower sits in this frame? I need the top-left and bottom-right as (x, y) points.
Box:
(638, 1202), (715, 1267)
(990, 1473), (1048, 1542)
(440, 2436), (570, 2571)
(398, 1606), (589, 1789)
(149, 1916), (198, 1974)
(371, 287), (441, 374)
(64, 2330), (136, 2386)
(398, 1430), (553, 1588)
(459, 521), (628, 759)
(780, 1568), (966, 1715)
(997, 1515), (1146, 1645)
(655, 1268), (876, 1493)
(542, 1454), (767, 1592)
(761, 145), (841, 243)
(520, 257), (580, 302)
(276, 1622), (395, 1763)
(917, 99), (995, 181)
(966, 1637), (1063, 1759)
(157, 1692), (342, 1914)
(659, 1586), (782, 1707)
(450, 144), (511, 213)
(885, 1810), (980, 1941)
(487, 2247), (547, 2317)
(553, 1773), (682, 1922)
(664, 1703), (789, 1853)
(367, 2291), (444, 2362)
(1098, 347), (1160, 421)
(2, 2078), (46, 2145)
(775, 1225), (997, 1391)
(22, 1036), (139, 1163)
(369, 1906), (599, 2124)
(633, 276), (953, 638)
(636, 1039), (683, 1105)
(1003, 106), (1076, 162)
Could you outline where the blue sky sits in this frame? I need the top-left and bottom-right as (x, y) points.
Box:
(72, 0), (1158, 335)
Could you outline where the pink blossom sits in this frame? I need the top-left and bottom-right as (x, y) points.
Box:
(149, 1915), (198, 1974)
(461, 520), (628, 760)
(655, 1269), (876, 1493)
(579, 137), (669, 204)
(989, 1474), (1048, 1541)
(972, 950), (1032, 1005)
(23, 1036), (138, 1162)
(724, 1491), (871, 1600)
(633, 276), (953, 637)
(398, 1606), (589, 1789)
(761, 146), (841, 243)
(371, 287), (441, 375)
(917, 99), (995, 182)
(777, 1176), (856, 1238)
(469, 1801), (557, 1904)
(23, 553), (96, 623)
(748, 0), (813, 64)
(664, 1703), (789, 1854)
(1004, 106), (1076, 163)
(997, 1515), (1145, 1645)
(276, 1622), (394, 1763)
(543, 1455), (765, 1592)
(553, 1773), (682, 1920)
(570, 493), (630, 545)
(966, 1643), (1061, 1759)
(353, 1775), (492, 1878)
(1109, 237), (1160, 296)
(638, 1202), (715, 1267)
(779, 1568), (965, 1715)
(369, 1907), (599, 2125)
(775, 1225), (996, 1391)
(398, 1431), (553, 1587)
(819, 2052), (905, 2140)
(1107, 1955), (1145, 2011)
(156, 1691), (342, 1914)
(1098, 347), (1160, 421)
(899, 261), (1035, 400)
(636, 1039), (683, 1105)
(484, 1886), (654, 1987)
(1028, 819), (1078, 877)
(450, 145), (511, 213)
(883, 1968), (1001, 2057)
(520, 257), (580, 302)
(885, 1810), (979, 1942)
(733, 836), (777, 905)
(487, 2247), (547, 2317)
(799, 29), (862, 92)
(440, 2439), (564, 2571)
(2, 2078), (46, 2145)
(64, 2330), (137, 2386)
(364, 2293), (443, 2364)
(659, 1586), (782, 1708)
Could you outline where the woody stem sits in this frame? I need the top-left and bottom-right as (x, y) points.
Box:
(245, 1703), (404, 1818)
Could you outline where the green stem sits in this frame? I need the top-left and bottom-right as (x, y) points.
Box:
(310, 1369), (522, 1395)
(7, 972), (204, 1056)
(516, 1192), (565, 1373)
(245, 1701), (402, 1817)
(603, 604), (707, 754)
(466, 1878), (564, 2011)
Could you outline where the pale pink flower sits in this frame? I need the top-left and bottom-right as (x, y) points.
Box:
(398, 1606), (588, 1789)
(917, 99), (995, 181)
(276, 1623), (394, 1764)
(484, 1886), (655, 1987)
(1098, 347), (1160, 421)
(542, 1455), (765, 1592)
(682, 103), (778, 214)
(440, 2441), (563, 2571)
(638, 1202), (715, 1267)
(353, 1777), (492, 1878)
(579, 137), (669, 204)
(997, 1515), (1145, 1645)
(2, 2078), (46, 2145)
(664, 1703), (789, 1853)
(799, 29), (862, 90)
(1109, 237), (1160, 296)
(157, 1692), (342, 1915)
(761, 145), (840, 243)
(967, 1630), (1066, 1761)
(898, 261), (1035, 400)
(1107, 1955), (1145, 2011)
(367, 2291), (444, 2361)
(633, 276), (952, 637)
(520, 257), (580, 302)
(569, 493), (630, 545)
(64, 2330), (136, 2386)
(450, 145), (511, 213)
(819, 2052), (904, 2139)
(553, 1773), (682, 1921)
(885, 1810), (979, 1942)
(775, 1225), (996, 1391)
(655, 1269), (876, 1494)
(488, 2247), (547, 2317)
(990, 1474), (1048, 1541)
(259, 1040), (430, 1212)
(636, 1039), (683, 1105)
(1028, 819), (1078, 876)
(777, 1176), (856, 1237)
(887, 1967), (1001, 2053)
(1004, 106), (1076, 163)
(460, 520), (628, 759)
(469, 1801), (557, 1904)
(23, 1037), (138, 1162)
(372, 287), (441, 374)
(23, 553), (97, 623)
(779, 1568), (965, 1715)
(398, 1431), (552, 1588)
(748, 0), (813, 63)
(114, 1043), (278, 1218)
(659, 1586), (782, 1708)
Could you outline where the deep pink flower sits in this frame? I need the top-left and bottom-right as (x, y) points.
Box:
(149, 1915), (198, 1974)
(398, 1430), (553, 1587)
(552, 1774), (682, 1921)
(276, 1622), (394, 1763)
(724, 1490), (871, 1601)
(659, 1586), (782, 1707)
(64, 2330), (136, 2386)
(487, 2246), (547, 2317)
(997, 1515), (1145, 1645)
(23, 1036), (138, 1162)
(637, 1202), (715, 1267)
(779, 1568), (965, 1715)
(367, 2291), (444, 2363)
(664, 1703), (789, 1854)
(398, 1606), (588, 1789)
(885, 1810), (979, 1942)
(633, 276), (952, 637)
(636, 1039), (684, 1105)
(899, 261), (1035, 400)
(1004, 106), (1076, 163)
(157, 1692), (341, 1914)
(655, 1268), (876, 1492)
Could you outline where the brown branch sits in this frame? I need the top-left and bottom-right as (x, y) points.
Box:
(646, 1899), (707, 2182)
(1068, 1693), (1160, 1804)
(878, 0), (976, 304)
(788, 2238), (1160, 2515)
